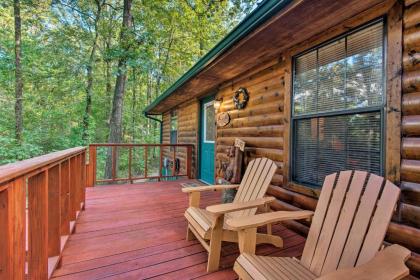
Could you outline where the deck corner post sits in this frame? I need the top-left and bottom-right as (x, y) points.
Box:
(87, 145), (96, 187)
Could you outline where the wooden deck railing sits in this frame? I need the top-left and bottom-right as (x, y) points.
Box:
(87, 143), (193, 186)
(0, 147), (87, 279)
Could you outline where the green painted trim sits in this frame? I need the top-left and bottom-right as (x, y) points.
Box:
(144, 0), (293, 114)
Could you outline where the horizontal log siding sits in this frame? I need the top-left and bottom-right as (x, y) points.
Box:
(162, 100), (199, 178)
(162, 112), (170, 144)
(394, 3), (420, 276)
(213, 2), (420, 276)
(216, 62), (285, 184)
(402, 1), (420, 192)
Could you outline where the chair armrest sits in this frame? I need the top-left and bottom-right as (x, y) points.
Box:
(182, 184), (239, 193)
(316, 245), (411, 280)
(226, 210), (313, 230)
(206, 197), (276, 215)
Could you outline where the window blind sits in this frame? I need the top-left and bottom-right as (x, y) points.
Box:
(292, 20), (384, 187)
(293, 112), (381, 186)
(293, 22), (384, 116)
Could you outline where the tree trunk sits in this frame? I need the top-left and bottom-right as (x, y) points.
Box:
(105, 0), (133, 179)
(131, 69), (137, 142)
(146, 71), (152, 135)
(14, 0), (23, 144)
(82, 0), (103, 144)
(105, 3), (114, 134)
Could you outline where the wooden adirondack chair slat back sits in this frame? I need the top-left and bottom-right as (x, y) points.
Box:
(300, 170), (400, 276)
(230, 158), (277, 218)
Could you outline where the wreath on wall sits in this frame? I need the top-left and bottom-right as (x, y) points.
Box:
(233, 87), (249, 110)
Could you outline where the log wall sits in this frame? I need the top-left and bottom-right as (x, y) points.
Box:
(393, 2), (420, 275)
(215, 62), (286, 188)
(162, 99), (199, 177)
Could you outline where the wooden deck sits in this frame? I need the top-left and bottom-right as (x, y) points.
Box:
(52, 179), (306, 280)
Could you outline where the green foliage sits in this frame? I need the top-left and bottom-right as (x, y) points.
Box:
(0, 0), (257, 164)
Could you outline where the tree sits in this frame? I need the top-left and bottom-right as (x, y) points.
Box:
(14, 0), (23, 144)
(105, 0), (133, 179)
(82, 0), (105, 144)
(0, 0), (257, 165)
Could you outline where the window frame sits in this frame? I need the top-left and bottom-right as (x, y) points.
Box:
(290, 18), (387, 188)
(170, 111), (178, 144)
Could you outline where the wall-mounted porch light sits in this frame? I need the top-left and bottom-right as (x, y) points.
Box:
(214, 98), (223, 112)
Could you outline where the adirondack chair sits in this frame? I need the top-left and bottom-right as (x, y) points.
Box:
(228, 170), (411, 280)
(183, 158), (309, 272)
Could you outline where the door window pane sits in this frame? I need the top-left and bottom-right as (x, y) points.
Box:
(170, 111), (177, 144)
(204, 102), (215, 142)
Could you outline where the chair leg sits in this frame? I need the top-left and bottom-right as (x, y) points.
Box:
(207, 216), (223, 272)
(238, 228), (257, 254)
(186, 226), (195, 241)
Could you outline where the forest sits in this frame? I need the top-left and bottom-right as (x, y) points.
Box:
(0, 0), (257, 164)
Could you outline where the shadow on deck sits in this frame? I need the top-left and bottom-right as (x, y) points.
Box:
(52, 179), (306, 280)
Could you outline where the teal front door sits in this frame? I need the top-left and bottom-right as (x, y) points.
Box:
(200, 96), (216, 184)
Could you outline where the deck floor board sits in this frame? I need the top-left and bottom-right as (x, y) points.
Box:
(53, 179), (305, 280)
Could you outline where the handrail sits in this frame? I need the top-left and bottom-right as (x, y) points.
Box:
(87, 143), (194, 186)
(0, 147), (85, 185)
(0, 147), (87, 279)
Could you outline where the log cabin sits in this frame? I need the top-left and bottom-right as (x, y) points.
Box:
(144, 0), (420, 277)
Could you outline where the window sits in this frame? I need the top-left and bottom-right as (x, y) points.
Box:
(292, 20), (385, 187)
(170, 111), (178, 144)
(203, 101), (215, 143)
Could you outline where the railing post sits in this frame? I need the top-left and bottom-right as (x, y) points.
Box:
(48, 164), (61, 258)
(159, 146), (163, 181)
(28, 171), (49, 279)
(87, 145), (96, 187)
(187, 145), (192, 179)
(0, 177), (26, 280)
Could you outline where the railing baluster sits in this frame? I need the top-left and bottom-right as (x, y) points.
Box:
(172, 146), (176, 176)
(69, 157), (77, 221)
(60, 160), (70, 236)
(128, 147), (132, 184)
(77, 155), (83, 208)
(48, 164), (61, 258)
(28, 171), (49, 279)
(144, 145), (148, 179)
(81, 152), (86, 208)
(112, 146), (117, 180)
(159, 146), (163, 181)
(187, 146), (192, 179)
